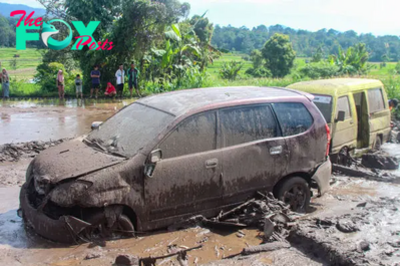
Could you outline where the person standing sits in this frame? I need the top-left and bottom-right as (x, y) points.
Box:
(90, 65), (101, 99)
(1, 68), (10, 99)
(75, 74), (83, 99)
(56, 70), (65, 100)
(127, 62), (140, 97)
(115, 64), (125, 98)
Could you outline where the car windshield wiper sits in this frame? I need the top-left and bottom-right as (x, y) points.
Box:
(83, 138), (127, 159)
(83, 138), (107, 152)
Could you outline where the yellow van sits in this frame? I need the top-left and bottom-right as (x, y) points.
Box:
(287, 78), (391, 156)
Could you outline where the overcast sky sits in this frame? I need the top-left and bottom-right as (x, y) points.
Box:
(4, 0), (400, 36)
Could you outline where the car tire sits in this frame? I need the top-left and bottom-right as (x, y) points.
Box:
(374, 136), (382, 151)
(276, 177), (310, 213)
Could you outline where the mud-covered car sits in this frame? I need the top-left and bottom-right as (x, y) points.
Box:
(20, 87), (331, 243)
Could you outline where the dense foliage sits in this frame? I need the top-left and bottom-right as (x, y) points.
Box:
(212, 24), (400, 62)
(261, 33), (296, 78)
(35, 0), (217, 94)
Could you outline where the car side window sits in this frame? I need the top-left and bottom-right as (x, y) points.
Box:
(336, 96), (352, 120)
(220, 104), (279, 147)
(159, 111), (216, 159)
(273, 102), (313, 136)
(368, 88), (385, 113)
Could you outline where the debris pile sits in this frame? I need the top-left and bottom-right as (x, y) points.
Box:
(0, 139), (70, 162)
(170, 192), (298, 242)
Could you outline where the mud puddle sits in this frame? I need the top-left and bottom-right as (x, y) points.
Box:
(0, 99), (135, 144)
(0, 188), (263, 265)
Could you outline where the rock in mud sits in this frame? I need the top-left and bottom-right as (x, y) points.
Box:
(114, 254), (139, 266)
(357, 241), (370, 253)
(336, 220), (359, 233)
(361, 154), (399, 170)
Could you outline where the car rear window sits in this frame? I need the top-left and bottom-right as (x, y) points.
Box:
(273, 102), (313, 136)
(312, 94), (332, 123)
(368, 88), (385, 113)
(160, 111), (217, 158)
(220, 104), (279, 147)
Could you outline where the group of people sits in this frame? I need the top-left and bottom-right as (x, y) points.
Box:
(0, 68), (10, 99)
(55, 62), (140, 100)
(88, 63), (140, 99)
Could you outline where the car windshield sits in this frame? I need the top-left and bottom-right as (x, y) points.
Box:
(312, 94), (333, 123)
(87, 103), (174, 158)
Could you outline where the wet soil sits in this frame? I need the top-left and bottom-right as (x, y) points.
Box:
(1, 100), (400, 265)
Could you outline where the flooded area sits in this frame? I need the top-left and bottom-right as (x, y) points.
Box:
(0, 99), (136, 144)
(1, 99), (400, 265)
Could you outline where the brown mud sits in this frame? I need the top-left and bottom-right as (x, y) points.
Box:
(1, 100), (400, 265)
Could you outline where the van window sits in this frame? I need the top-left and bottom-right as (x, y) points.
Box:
(273, 103), (313, 136)
(160, 112), (216, 158)
(336, 96), (352, 120)
(368, 88), (385, 113)
(221, 105), (279, 147)
(312, 95), (332, 123)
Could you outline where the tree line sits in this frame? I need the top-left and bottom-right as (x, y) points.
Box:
(211, 24), (400, 62)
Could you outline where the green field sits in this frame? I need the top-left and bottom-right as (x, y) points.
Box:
(0, 48), (42, 80)
(1, 48), (400, 100)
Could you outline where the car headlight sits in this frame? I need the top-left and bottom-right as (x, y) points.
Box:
(50, 180), (93, 207)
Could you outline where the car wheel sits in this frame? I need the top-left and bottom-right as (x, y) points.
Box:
(374, 136), (382, 151)
(277, 177), (310, 213)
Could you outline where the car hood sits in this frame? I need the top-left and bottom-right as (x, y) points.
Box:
(32, 138), (125, 184)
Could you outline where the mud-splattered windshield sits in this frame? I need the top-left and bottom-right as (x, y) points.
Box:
(312, 94), (332, 123)
(87, 103), (174, 158)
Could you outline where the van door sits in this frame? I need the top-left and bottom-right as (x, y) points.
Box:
(332, 95), (357, 152)
(144, 111), (224, 224)
(219, 104), (288, 206)
(353, 92), (370, 148)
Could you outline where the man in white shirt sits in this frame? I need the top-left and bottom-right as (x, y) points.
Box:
(115, 64), (125, 98)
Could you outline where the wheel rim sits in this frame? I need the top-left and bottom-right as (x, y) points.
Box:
(282, 184), (306, 211)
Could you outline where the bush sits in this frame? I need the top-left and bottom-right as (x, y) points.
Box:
(299, 62), (339, 79)
(245, 67), (272, 78)
(395, 61), (400, 74)
(219, 61), (243, 80)
(35, 62), (75, 94)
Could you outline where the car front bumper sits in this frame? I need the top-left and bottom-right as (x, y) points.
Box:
(311, 158), (332, 196)
(20, 185), (91, 244)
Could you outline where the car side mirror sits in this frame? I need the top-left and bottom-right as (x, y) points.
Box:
(336, 111), (345, 122)
(145, 149), (162, 178)
(150, 149), (162, 163)
(91, 121), (103, 130)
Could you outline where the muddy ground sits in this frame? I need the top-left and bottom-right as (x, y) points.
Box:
(0, 143), (399, 266)
(1, 101), (400, 265)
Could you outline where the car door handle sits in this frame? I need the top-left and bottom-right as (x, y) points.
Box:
(270, 146), (283, 155)
(350, 121), (354, 125)
(205, 158), (218, 169)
